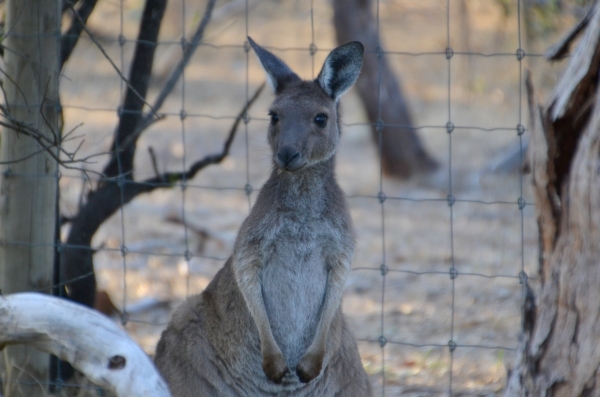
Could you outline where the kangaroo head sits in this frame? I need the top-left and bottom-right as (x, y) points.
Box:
(248, 37), (364, 172)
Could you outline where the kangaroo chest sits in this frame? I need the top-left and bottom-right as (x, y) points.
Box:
(258, 213), (337, 367)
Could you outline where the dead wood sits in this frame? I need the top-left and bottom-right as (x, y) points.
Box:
(0, 293), (171, 397)
(504, 3), (600, 395)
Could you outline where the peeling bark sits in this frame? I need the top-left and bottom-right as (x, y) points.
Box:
(505, 3), (600, 396)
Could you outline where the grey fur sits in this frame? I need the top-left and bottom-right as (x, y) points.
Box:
(155, 38), (371, 397)
(248, 36), (301, 93)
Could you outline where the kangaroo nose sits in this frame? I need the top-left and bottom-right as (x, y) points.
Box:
(277, 146), (300, 168)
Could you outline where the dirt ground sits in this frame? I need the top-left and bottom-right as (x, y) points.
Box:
(52, 0), (576, 395)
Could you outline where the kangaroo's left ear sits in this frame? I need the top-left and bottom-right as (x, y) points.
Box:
(316, 41), (364, 102)
(248, 36), (301, 93)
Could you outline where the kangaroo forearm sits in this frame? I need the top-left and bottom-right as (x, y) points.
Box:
(312, 260), (351, 350)
(234, 260), (277, 349)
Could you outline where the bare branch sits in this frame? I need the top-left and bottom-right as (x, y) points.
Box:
(61, 0), (100, 69)
(96, 0), (219, 184)
(546, 4), (593, 61)
(100, 0), (168, 180)
(0, 65), (30, 113)
(123, 0), (219, 150)
(0, 91), (110, 173)
(0, 145), (53, 165)
(65, 2), (160, 119)
(148, 146), (162, 180)
(133, 82), (265, 191)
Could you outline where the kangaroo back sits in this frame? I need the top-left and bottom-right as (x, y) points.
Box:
(155, 38), (371, 397)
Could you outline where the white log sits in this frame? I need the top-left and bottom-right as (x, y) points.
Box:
(0, 293), (171, 397)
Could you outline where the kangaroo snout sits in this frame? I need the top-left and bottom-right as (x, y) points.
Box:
(276, 145), (304, 171)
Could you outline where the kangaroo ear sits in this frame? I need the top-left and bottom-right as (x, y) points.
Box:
(316, 41), (364, 102)
(248, 36), (301, 93)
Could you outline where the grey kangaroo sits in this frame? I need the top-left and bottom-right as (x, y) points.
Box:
(154, 37), (372, 397)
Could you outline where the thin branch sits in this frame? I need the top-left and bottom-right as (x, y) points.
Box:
(39, 79), (61, 146)
(98, 0), (218, 181)
(546, 4), (593, 60)
(70, 138), (86, 160)
(0, 145), (53, 165)
(0, 65), (29, 114)
(100, 0), (168, 179)
(61, 0), (100, 69)
(62, 123), (85, 142)
(66, 3), (159, 119)
(131, 83), (265, 194)
(0, 118), (66, 161)
(0, 92), (101, 170)
(58, 84), (263, 311)
(121, 0), (219, 151)
(147, 146), (162, 180)
(0, 116), (111, 176)
(62, 0), (82, 14)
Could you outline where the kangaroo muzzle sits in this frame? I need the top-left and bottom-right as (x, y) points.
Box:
(276, 145), (305, 171)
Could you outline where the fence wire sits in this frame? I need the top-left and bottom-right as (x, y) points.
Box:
(0, 0), (552, 395)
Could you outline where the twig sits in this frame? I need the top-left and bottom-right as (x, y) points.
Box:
(94, 0), (218, 182)
(61, 0), (100, 69)
(62, 123), (84, 142)
(58, 84), (264, 315)
(135, 83), (265, 189)
(122, 0), (219, 151)
(0, 145), (54, 165)
(66, 2), (159, 119)
(546, 4), (593, 60)
(147, 146), (162, 180)
(0, 106), (107, 169)
(0, 65), (29, 113)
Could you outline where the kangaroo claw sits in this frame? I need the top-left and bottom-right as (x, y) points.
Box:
(263, 352), (288, 384)
(296, 351), (324, 383)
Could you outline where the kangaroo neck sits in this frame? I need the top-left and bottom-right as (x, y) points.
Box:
(266, 156), (337, 212)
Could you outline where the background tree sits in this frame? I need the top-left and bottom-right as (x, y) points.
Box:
(333, 0), (439, 179)
(58, 0), (261, 312)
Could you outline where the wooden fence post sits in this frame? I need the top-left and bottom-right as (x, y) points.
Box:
(0, 0), (60, 395)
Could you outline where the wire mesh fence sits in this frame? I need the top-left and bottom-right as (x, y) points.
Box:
(0, 0), (580, 395)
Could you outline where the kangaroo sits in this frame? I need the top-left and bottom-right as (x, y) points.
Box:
(154, 37), (371, 397)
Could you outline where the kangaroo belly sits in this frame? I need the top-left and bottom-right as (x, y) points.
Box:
(260, 242), (327, 368)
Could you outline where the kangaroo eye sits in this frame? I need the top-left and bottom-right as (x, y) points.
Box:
(269, 112), (279, 125)
(314, 113), (328, 128)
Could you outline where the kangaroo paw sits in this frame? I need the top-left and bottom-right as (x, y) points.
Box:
(263, 352), (288, 384)
(296, 351), (324, 383)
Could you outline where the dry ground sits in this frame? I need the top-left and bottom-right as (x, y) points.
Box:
(50, 0), (576, 395)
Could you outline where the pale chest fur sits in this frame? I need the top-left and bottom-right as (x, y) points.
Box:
(235, 169), (354, 368)
(258, 211), (344, 368)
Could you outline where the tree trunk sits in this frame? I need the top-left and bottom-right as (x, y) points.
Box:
(505, 3), (600, 395)
(332, 0), (438, 179)
(0, 0), (60, 395)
